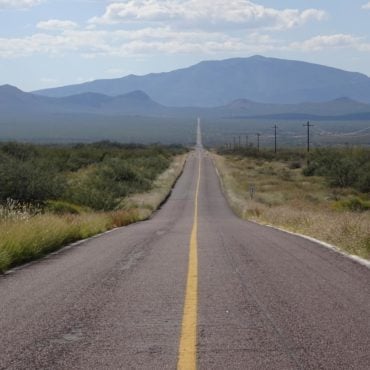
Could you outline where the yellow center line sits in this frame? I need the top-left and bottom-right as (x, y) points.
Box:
(177, 152), (201, 370)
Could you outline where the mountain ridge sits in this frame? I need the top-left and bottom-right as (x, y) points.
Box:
(0, 86), (163, 115)
(33, 56), (370, 106)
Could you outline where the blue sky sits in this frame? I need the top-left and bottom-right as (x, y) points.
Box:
(1, 0), (370, 91)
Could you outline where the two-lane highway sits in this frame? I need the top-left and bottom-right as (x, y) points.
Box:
(1, 128), (370, 369)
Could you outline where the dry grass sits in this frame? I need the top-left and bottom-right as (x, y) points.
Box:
(0, 154), (187, 273)
(0, 213), (109, 271)
(213, 153), (370, 260)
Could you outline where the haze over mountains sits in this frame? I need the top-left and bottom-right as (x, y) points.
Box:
(34, 56), (370, 106)
(2, 55), (370, 143)
(2, 83), (370, 122)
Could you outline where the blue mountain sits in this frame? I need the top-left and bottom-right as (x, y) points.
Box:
(33, 56), (370, 106)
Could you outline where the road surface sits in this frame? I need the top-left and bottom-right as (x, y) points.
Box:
(1, 128), (370, 369)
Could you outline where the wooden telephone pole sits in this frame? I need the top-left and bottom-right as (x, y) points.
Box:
(273, 124), (278, 153)
(256, 133), (261, 152)
(303, 121), (314, 153)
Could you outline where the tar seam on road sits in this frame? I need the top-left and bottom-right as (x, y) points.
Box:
(177, 151), (201, 370)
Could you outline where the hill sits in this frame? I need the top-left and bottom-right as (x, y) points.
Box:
(0, 86), (165, 116)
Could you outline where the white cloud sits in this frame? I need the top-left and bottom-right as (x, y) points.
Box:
(3, 28), (370, 60)
(2, 26), (370, 60)
(0, 27), (281, 58)
(362, 2), (370, 10)
(290, 34), (363, 52)
(0, 0), (42, 9)
(37, 19), (79, 31)
(0, 0), (331, 61)
(89, 0), (326, 31)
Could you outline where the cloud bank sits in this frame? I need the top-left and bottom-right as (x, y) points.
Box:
(89, 0), (326, 31)
(0, 0), (42, 9)
(1, 1), (369, 60)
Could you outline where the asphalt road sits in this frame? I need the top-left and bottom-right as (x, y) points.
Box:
(1, 132), (370, 369)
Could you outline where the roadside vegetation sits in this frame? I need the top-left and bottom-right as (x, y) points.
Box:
(214, 147), (370, 260)
(0, 142), (187, 272)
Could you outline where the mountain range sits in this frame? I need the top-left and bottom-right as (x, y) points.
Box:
(2, 55), (370, 143)
(34, 56), (370, 107)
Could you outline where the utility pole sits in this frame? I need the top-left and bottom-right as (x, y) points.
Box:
(256, 133), (261, 152)
(238, 136), (241, 148)
(233, 137), (236, 150)
(303, 121), (314, 153)
(273, 124), (278, 153)
(245, 135), (249, 148)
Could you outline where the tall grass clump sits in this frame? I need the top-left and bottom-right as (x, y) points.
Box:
(0, 214), (107, 272)
(0, 208), (149, 272)
(0, 198), (41, 221)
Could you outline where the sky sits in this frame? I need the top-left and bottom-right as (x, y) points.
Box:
(1, 0), (370, 91)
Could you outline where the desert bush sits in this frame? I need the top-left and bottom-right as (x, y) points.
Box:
(334, 196), (370, 212)
(218, 146), (306, 162)
(303, 148), (370, 192)
(355, 162), (370, 192)
(289, 161), (302, 169)
(0, 141), (186, 209)
(0, 157), (65, 202)
(45, 200), (85, 215)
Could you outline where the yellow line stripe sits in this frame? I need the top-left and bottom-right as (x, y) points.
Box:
(177, 152), (201, 370)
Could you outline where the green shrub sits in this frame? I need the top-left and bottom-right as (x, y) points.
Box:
(0, 158), (65, 202)
(0, 141), (187, 210)
(355, 163), (370, 193)
(303, 148), (370, 193)
(289, 161), (302, 169)
(45, 200), (85, 215)
(334, 196), (370, 212)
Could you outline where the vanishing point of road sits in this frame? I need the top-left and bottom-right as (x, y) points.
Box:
(1, 125), (370, 369)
